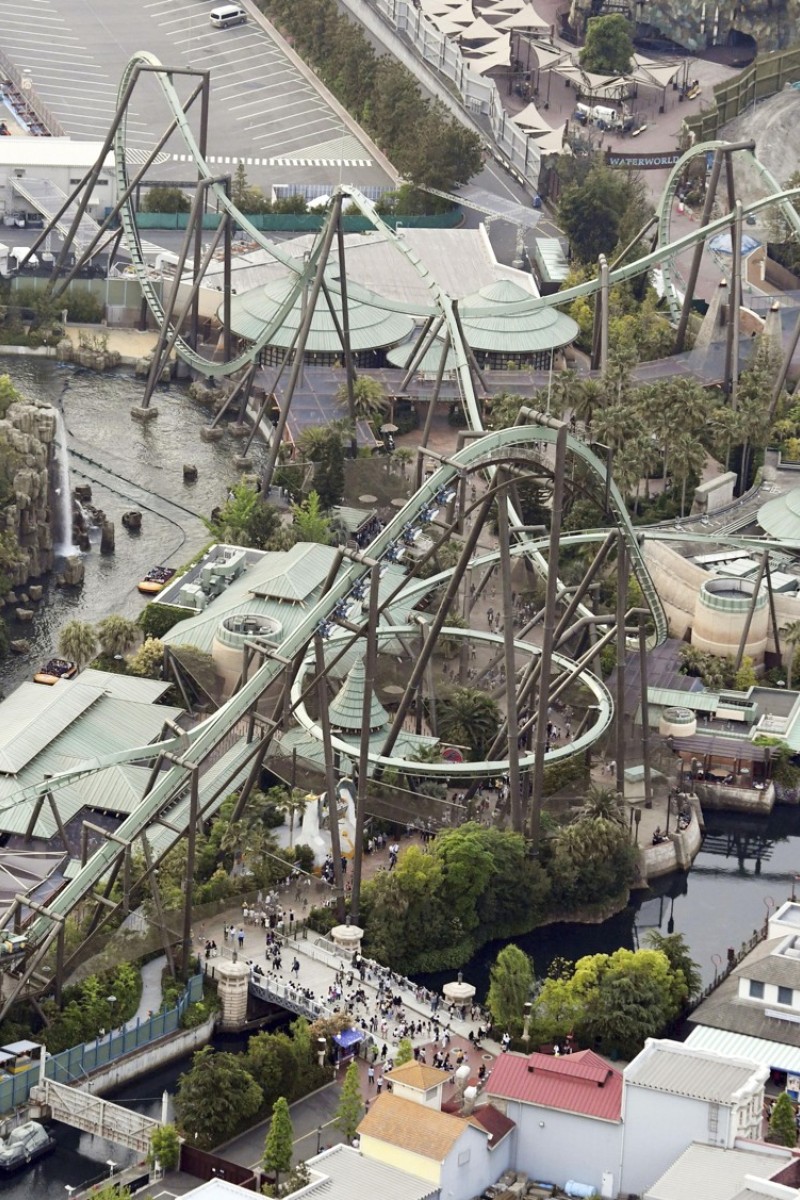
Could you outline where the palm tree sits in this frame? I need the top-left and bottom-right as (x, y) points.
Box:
(96, 614), (138, 658)
(577, 785), (625, 825)
(275, 788), (308, 846)
(783, 620), (800, 689)
(437, 687), (499, 760)
(58, 619), (98, 670)
(336, 376), (387, 424)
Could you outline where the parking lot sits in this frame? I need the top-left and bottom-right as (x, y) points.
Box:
(0, 0), (394, 194)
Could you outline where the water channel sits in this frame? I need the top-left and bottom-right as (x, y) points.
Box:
(2, 359), (800, 1191)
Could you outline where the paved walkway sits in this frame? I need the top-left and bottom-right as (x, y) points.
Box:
(125, 954), (166, 1030)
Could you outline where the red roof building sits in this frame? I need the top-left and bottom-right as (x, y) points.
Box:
(487, 1050), (624, 1123)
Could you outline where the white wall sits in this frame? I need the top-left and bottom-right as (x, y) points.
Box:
(439, 1126), (512, 1200)
(498, 1101), (621, 1193)
(738, 975), (800, 1013)
(621, 1085), (734, 1196)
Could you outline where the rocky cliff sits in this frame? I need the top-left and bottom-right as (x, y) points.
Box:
(0, 399), (56, 586)
(636, 0), (796, 52)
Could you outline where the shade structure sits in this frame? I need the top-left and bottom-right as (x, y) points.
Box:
(495, 4), (549, 30)
(513, 99), (553, 132)
(226, 273), (414, 354)
(529, 125), (569, 155)
(467, 42), (512, 71)
(460, 13), (504, 39)
(458, 279), (579, 354)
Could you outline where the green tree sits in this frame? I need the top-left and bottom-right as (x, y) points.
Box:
(231, 162), (271, 214)
(291, 490), (333, 545)
(734, 655), (757, 691)
(149, 1123), (181, 1171)
(334, 1061), (364, 1142)
(436, 687), (500, 760)
(336, 375), (387, 424)
(206, 482), (283, 550)
(645, 931), (702, 1000)
(783, 619), (800, 689)
(487, 944), (534, 1034)
(247, 1030), (299, 1105)
(395, 1037), (413, 1066)
(141, 185), (190, 213)
(769, 1091), (798, 1147)
(127, 637), (165, 679)
(262, 1096), (294, 1192)
(295, 424), (349, 508)
(578, 786), (625, 825)
(58, 619), (98, 669)
(96, 614), (138, 658)
(580, 14), (633, 74)
(174, 1046), (262, 1149)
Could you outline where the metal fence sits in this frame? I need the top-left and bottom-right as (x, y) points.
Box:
(683, 45), (800, 143)
(0, 972), (204, 1115)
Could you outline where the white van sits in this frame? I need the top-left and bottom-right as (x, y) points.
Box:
(210, 4), (247, 27)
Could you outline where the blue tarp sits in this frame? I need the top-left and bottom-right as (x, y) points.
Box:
(708, 232), (760, 255)
(334, 1028), (364, 1049)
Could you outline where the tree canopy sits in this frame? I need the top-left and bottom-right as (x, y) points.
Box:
(141, 185), (190, 213)
(206, 481), (284, 550)
(580, 14), (633, 75)
(334, 1061), (364, 1141)
(174, 1046), (262, 1148)
(487, 944), (534, 1033)
(262, 1096), (294, 1190)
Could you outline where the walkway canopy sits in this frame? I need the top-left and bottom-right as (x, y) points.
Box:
(226, 274), (414, 354)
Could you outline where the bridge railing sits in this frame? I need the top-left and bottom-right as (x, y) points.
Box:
(0, 972), (204, 1114)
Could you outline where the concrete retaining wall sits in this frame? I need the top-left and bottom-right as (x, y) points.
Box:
(642, 814), (703, 879)
(80, 1018), (216, 1096)
(694, 780), (775, 814)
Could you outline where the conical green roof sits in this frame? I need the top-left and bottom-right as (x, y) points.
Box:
(328, 657), (390, 733)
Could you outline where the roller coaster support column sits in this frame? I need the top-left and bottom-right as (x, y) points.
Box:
(590, 255), (609, 373)
(262, 195), (344, 493)
(726, 199), (743, 407)
(674, 149), (723, 353)
(416, 334), (452, 490)
(191, 73), (211, 353)
(734, 550), (768, 671)
(381, 491), (496, 760)
(529, 424), (567, 847)
(315, 636), (346, 921)
(137, 174), (224, 414)
(352, 564), (380, 923)
(497, 471), (523, 832)
(180, 765), (200, 977)
(771, 309), (800, 416)
(615, 535), (627, 798)
(452, 300), (490, 398)
(637, 613), (653, 809)
(400, 317), (443, 390)
(335, 215), (357, 428)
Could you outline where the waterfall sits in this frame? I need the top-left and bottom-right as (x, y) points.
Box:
(52, 407), (78, 557)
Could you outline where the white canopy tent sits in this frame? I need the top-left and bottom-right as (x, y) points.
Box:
(496, 5), (550, 31)
(467, 41), (512, 71)
(460, 13), (505, 39)
(512, 99), (552, 132)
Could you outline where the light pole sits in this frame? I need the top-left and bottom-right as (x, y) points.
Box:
(316, 1125), (323, 1154)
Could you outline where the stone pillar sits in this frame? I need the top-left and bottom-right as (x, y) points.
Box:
(215, 957), (250, 1030)
(330, 924), (364, 955)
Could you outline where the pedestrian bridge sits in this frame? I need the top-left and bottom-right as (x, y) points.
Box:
(29, 1078), (160, 1153)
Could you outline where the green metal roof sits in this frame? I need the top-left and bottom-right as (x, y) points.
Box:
(385, 338), (459, 374)
(278, 725), (437, 777)
(226, 273), (415, 353)
(458, 279), (579, 353)
(0, 683), (102, 775)
(69, 670), (172, 703)
(250, 543), (336, 603)
(758, 488), (800, 541)
(328, 658), (390, 733)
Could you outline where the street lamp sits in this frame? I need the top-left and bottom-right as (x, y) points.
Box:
(316, 1125), (323, 1154)
(521, 1001), (533, 1048)
(107, 1160), (118, 1177)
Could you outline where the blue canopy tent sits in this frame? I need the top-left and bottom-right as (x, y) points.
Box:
(333, 1027), (365, 1063)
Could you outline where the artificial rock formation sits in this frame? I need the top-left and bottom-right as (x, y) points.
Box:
(0, 399), (57, 587)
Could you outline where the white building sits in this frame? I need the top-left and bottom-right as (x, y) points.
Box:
(643, 1142), (798, 1200)
(0, 138), (115, 223)
(621, 1039), (768, 1198)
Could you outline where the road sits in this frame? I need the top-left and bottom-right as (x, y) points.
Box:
(0, 0), (393, 194)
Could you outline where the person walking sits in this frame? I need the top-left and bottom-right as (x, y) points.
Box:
(367, 1064), (375, 1087)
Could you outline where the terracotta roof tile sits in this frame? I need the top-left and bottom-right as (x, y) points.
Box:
(358, 1094), (469, 1161)
(384, 1062), (450, 1090)
(487, 1049), (623, 1122)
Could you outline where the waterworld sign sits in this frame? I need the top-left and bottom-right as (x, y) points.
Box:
(605, 150), (682, 169)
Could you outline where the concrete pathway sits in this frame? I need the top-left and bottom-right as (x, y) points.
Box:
(124, 954), (166, 1031)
